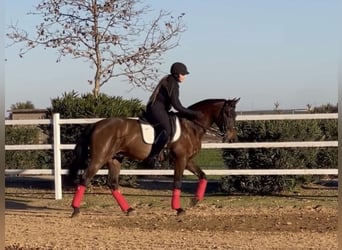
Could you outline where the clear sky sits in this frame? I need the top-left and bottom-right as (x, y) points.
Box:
(4, 0), (339, 112)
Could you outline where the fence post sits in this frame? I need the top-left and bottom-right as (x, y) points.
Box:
(53, 113), (62, 200)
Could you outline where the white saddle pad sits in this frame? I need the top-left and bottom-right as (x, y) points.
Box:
(140, 117), (181, 144)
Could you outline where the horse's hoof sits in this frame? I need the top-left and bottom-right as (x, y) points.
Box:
(70, 207), (80, 218)
(176, 208), (186, 216)
(126, 207), (137, 216)
(190, 198), (199, 207)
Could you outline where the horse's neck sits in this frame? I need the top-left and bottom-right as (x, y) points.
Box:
(190, 113), (215, 138)
(190, 102), (220, 131)
(202, 112), (216, 129)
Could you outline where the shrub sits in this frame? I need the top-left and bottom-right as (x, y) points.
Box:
(43, 91), (145, 185)
(221, 116), (337, 194)
(5, 125), (53, 169)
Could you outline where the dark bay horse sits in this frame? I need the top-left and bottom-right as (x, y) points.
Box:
(68, 98), (240, 217)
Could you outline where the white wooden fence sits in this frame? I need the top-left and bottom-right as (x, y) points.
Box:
(5, 113), (338, 200)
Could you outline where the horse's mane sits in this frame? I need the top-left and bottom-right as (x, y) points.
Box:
(187, 99), (227, 110)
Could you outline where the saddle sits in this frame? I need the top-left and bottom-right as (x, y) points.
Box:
(138, 112), (181, 144)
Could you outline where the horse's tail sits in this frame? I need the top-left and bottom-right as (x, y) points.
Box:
(67, 124), (94, 185)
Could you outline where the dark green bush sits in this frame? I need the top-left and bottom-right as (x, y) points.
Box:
(221, 115), (337, 194)
(5, 125), (53, 169)
(44, 91), (146, 185)
(6, 91), (145, 185)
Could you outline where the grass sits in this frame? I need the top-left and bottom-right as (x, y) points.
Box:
(194, 149), (226, 169)
(183, 148), (226, 180)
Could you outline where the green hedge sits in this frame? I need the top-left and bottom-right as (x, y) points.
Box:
(6, 91), (145, 186)
(5, 125), (53, 169)
(220, 117), (337, 194)
(45, 91), (145, 185)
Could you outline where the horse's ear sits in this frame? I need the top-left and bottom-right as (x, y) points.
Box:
(233, 97), (240, 103)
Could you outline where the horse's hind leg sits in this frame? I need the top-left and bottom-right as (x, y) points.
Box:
(186, 160), (208, 206)
(70, 161), (103, 218)
(107, 157), (135, 216)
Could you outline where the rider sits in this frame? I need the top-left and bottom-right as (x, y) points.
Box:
(144, 62), (201, 168)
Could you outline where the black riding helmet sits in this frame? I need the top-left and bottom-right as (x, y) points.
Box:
(170, 62), (189, 75)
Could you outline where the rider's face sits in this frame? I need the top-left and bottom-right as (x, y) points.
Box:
(178, 74), (186, 82)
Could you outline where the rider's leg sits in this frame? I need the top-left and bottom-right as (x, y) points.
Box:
(145, 129), (169, 168)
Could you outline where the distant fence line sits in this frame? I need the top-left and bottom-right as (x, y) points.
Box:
(5, 113), (338, 200)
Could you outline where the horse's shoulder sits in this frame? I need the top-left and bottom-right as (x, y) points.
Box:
(178, 118), (193, 130)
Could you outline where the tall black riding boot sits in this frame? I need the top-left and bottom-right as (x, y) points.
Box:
(144, 130), (169, 168)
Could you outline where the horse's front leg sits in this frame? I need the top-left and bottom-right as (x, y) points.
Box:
(172, 157), (187, 216)
(186, 160), (208, 206)
(107, 158), (135, 216)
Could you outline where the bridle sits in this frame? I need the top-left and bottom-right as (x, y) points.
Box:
(192, 100), (233, 138)
(211, 100), (235, 137)
(219, 100), (230, 135)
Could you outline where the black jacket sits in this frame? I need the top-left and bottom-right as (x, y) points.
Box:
(146, 75), (198, 119)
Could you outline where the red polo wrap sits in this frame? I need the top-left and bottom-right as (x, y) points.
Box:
(171, 189), (181, 210)
(196, 179), (207, 201)
(112, 190), (130, 212)
(72, 185), (86, 208)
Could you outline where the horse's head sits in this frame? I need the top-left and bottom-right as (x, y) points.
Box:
(188, 98), (240, 142)
(216, 98), (240, 143)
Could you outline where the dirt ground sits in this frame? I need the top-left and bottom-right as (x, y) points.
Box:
(5, 177), (338, 250)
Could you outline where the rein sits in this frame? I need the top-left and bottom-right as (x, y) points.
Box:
(191, 100), (229, 138)
(208, 126), (226, 137)
(192, 120), (225, 138)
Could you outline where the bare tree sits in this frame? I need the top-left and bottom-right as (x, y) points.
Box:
(306, 104), (312, 111)
(7, 0), (186, 97)
(274, 101), (280, 111)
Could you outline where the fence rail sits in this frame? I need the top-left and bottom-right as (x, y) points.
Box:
(5, 113), (338, 200)
(5, 168), (337, 176)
